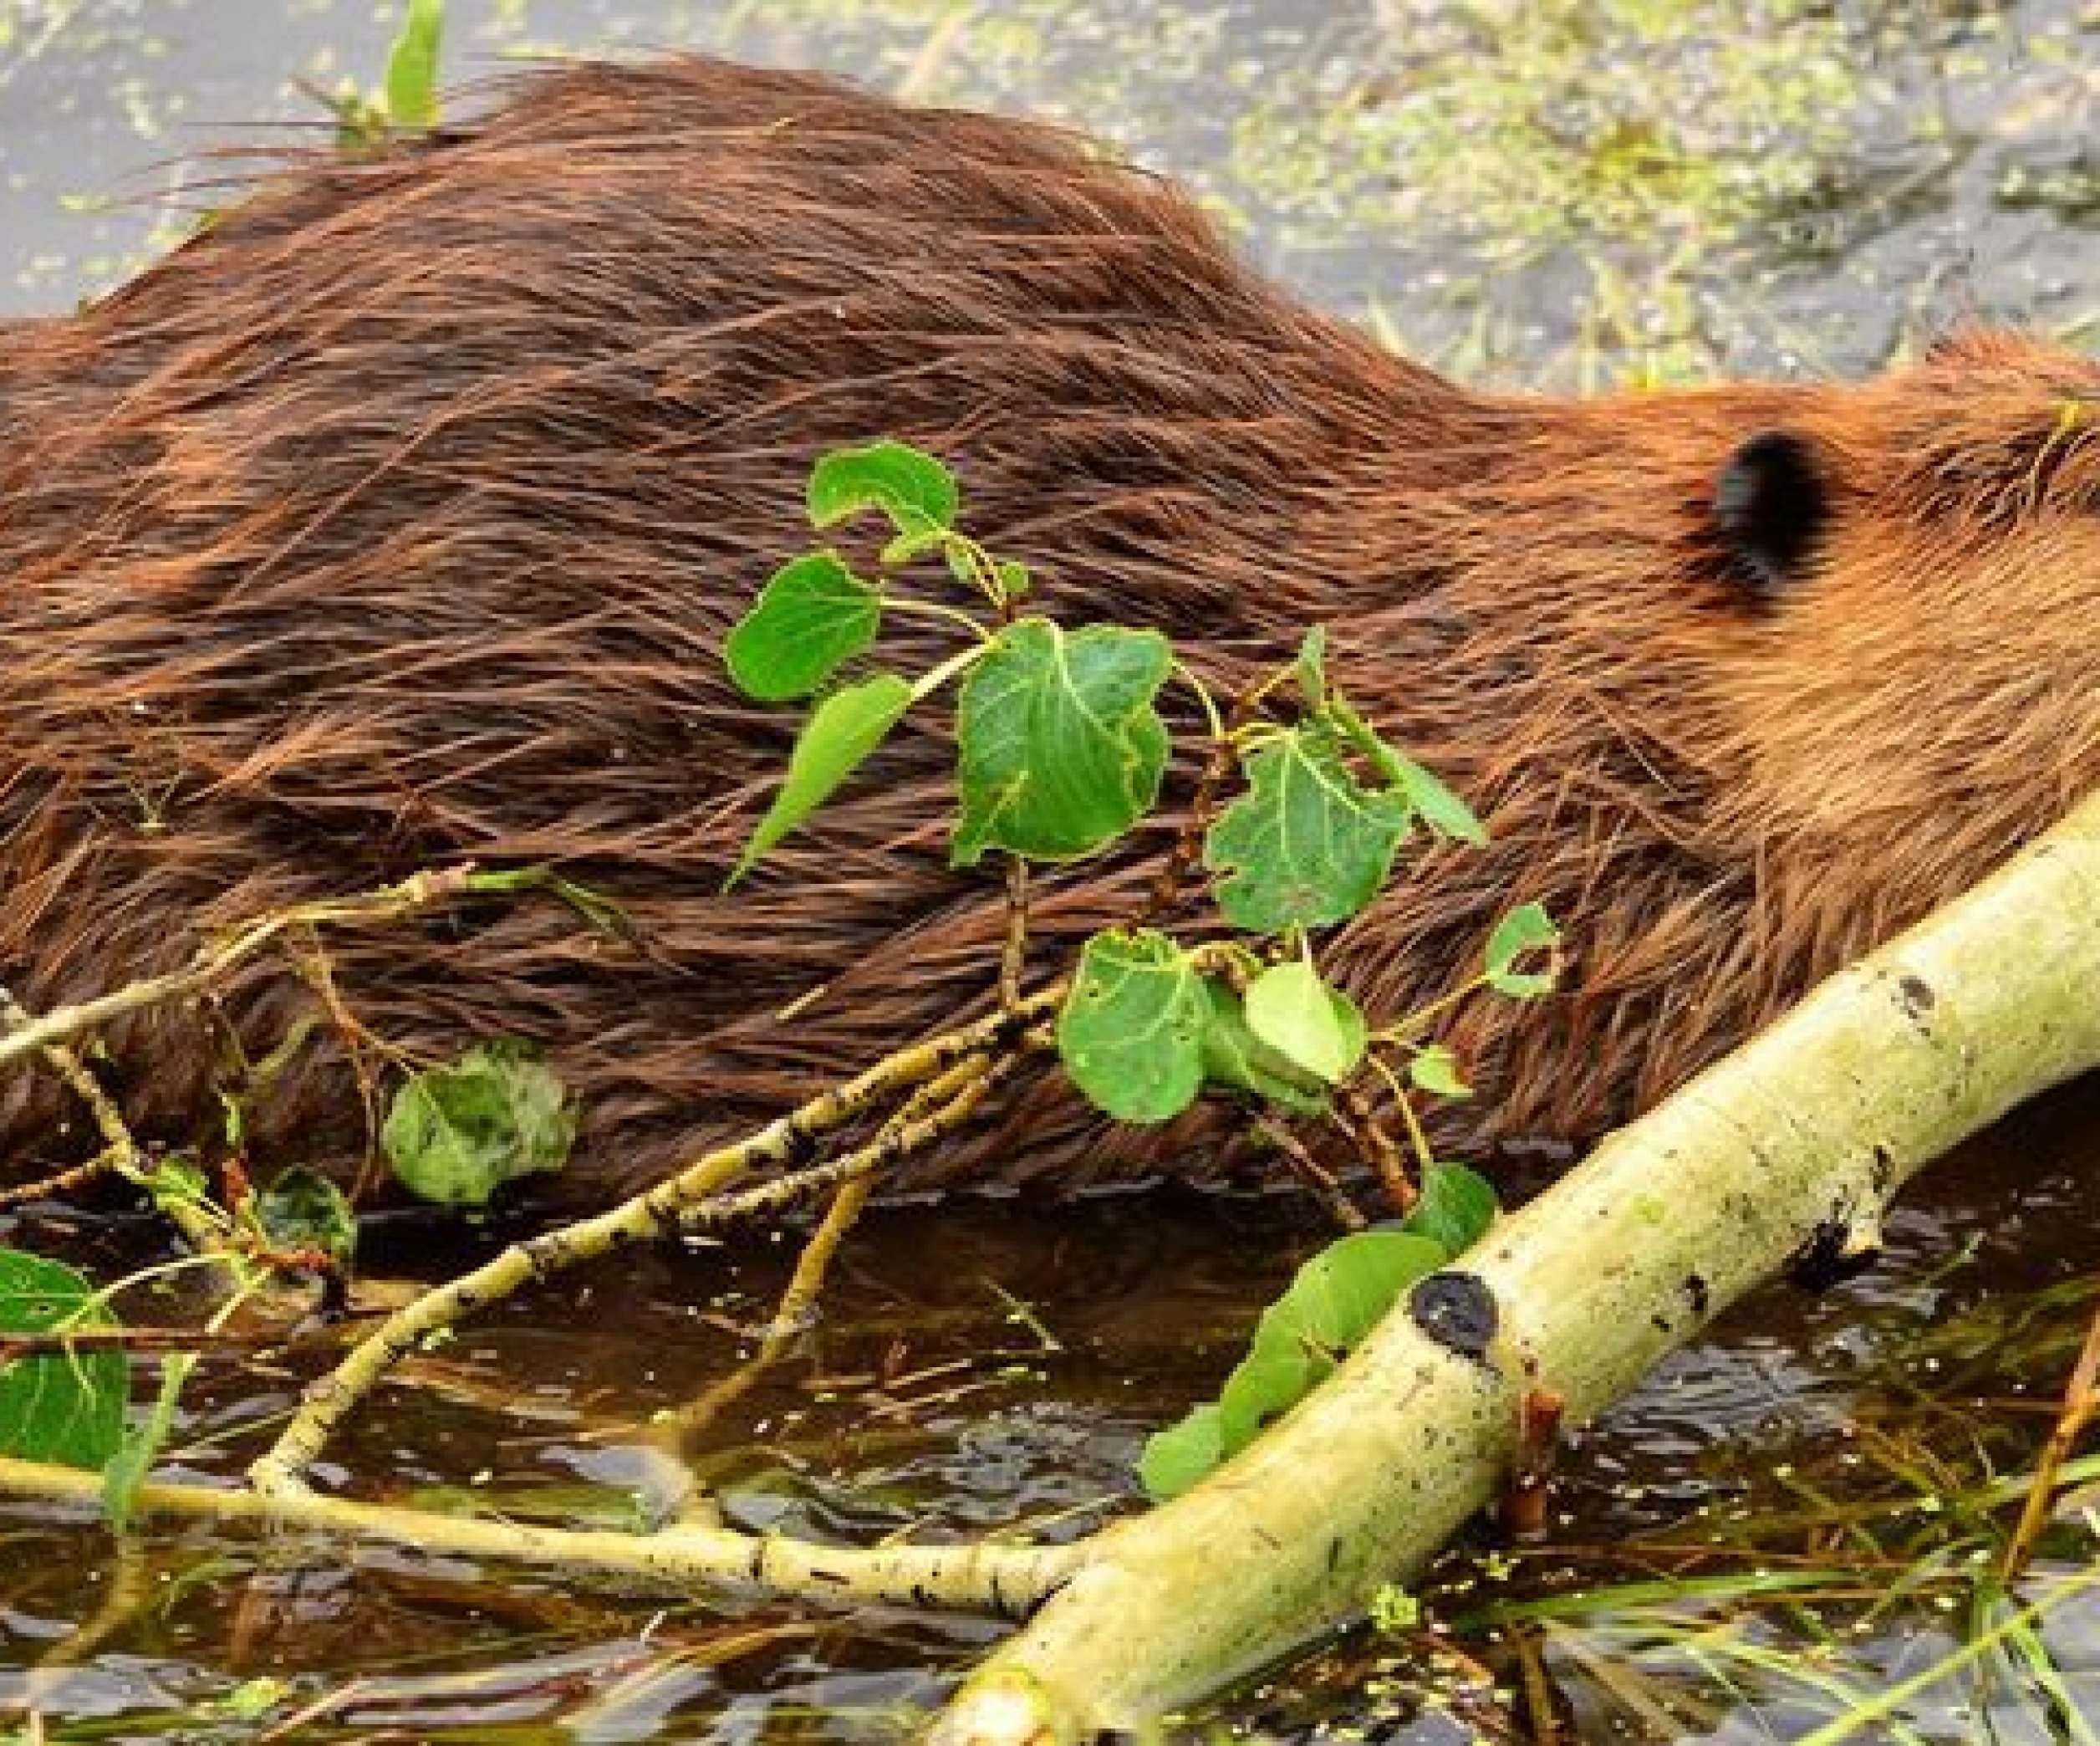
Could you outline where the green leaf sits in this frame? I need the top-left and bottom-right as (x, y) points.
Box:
(1213, 1314), (1328, 1450)
(1195, 980), (1329, 1116)
(879, 527), (943, 567)
(381, 1039), (577, 1207)
(1139, 1229), (1445, 1499)
(1486, 901), (1562, 998)
(808, 440), (959, 539)
(253, 1167), (358, 1267)
(1403, 1162), (1499, 1256)
(729, 671), (914, 884)
(1242, 960), (1366, 1084)
(1388, 751), (1488, 846)
(382, 0), (444, 131)
(725, 552), (881, 702)
(1275, 1228), (1445, 1354)
(1056, 931), (1207, 1123)
(104, 1351), (192, 1531)
(1203, 726), (1412, 934)
(1407, 1043), (1471, 1099)
(1328, 697), (1488, 847)
(993, 559), (1032, 601)
(0, 1249), (125, 1471)
(1136, 1403), (1225, 1502)
(952, 620), (1171, 865)
(1296, 625), (1328, 708)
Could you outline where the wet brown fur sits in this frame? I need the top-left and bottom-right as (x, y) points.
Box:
(1, 57), (2097, 1201)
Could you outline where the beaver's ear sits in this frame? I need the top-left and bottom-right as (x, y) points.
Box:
(1714, 430), (1827, 593)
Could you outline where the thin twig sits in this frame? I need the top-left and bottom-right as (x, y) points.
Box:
(1334, 1079), (1418, 1215)
(1000, 854), (1030, 1012)
(0, 987), (225, 1253)
(0, 1145), (132, 1212)
(284, 932), (390, 1197)
(0, 865), (524, 1075)
(0, 1327), (288, 1363)
(1136, 682), (1265, 928)
(1254, 1113), (1367, 1231)
(0, 1455), (1083, 1617)
(659, 1047), (1009, 1452)
(251, 999), (1060, 1495)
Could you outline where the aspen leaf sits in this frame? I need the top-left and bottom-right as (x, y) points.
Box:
(725, 552), (881, 702)
(1296, 625), (1329, 708)
(1057, 931), (1207, 1123)
(383, 1040), (576, 1207)
(255, 1167), (358, 1267)
(1243, 960), (1367, 1084)
(1195, 979), (1330, 1115)
(1406, 1162), (1499, 1255)
(0, 1249), (125, 1471)
(1204, 726), (1412, 933)
(953, 620), (1171, 865)
(730, 671), (915, 883)
(1408, 1043), (1471, 1098)
(1328, 695), (1488, 846)
(1141, 1231), (1446, 1499)
(808, 440), (959, 539)
(1486, 901), (1562, 998)
(383, 0), (444, 130)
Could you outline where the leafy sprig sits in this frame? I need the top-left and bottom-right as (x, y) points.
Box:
(726, 442), (1560, 1160)
(725, 442), (1566, 1492)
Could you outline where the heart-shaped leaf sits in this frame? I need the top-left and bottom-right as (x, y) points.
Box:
(382, 1039), (577, 1207)
(1057, 931), (1207, 1123)
(0, 1249), (125, 1471)
(1204, 726), (1412, 934)
(1243, 960), (1367, 1084)
(808, 441), (959, 539)
(952, 620), (1171, 865)
(726, 552), (881, 702)
(1486, 902), (1562, 998)
(1140, 1228), (1447, 1499)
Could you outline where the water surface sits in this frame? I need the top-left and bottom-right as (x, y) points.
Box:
(3, 3), (2099, 1740)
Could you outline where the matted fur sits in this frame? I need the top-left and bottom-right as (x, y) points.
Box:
(1, 59), (2096, 1200)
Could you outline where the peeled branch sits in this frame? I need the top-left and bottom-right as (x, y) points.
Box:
(926, 789), (2100, 1743)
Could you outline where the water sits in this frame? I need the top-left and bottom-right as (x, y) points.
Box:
(4, 2), (2098, 371)
(3, 3), (2100, 1740)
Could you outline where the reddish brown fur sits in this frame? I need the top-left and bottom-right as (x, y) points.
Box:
(0, 58), (2097, 1202)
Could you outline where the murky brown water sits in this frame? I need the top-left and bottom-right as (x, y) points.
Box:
(3, 3), (2100, 1741)
(10, 1080), (2100, 1741)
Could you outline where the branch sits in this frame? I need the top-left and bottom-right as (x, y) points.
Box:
(0, 865), (563, 1075)
(250, 997), (1059, 1495)
(925, 790), (2100, 1743)
(655, 1043), (1014, 1451)
(0, 1456), (1078, 1616)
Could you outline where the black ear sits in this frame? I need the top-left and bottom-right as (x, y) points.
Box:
(1714, 430), (1827, 594)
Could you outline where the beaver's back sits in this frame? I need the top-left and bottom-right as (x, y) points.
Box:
(0, 57), (1533, 1196)
(8, 55), (2088, 1203)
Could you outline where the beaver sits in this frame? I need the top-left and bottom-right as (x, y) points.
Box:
(0, 54), (2095, 1205)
